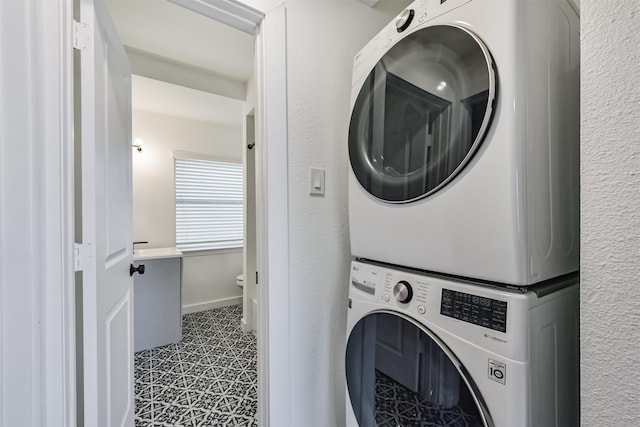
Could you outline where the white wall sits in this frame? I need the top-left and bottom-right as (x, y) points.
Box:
(581, 1), (640, 425)
(132, 109), (244, 312)
(282, 1), (407, 425)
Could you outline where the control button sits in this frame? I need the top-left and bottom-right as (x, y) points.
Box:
(395, 9), (415, 33)
(418, 12), (427, 22)
(393, 280), (413, 304)
(418, 305), (426, 314)
(383, 295), (390, 303)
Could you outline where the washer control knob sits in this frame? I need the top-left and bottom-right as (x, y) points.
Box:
(393, 280), (413, 304)
(395, 9), (415, 33)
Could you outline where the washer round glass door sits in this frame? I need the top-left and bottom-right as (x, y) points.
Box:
(349, 25), (496, 202)
(345, 311), (491, 427)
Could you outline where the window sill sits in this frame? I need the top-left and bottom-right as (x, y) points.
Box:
(179, 247), (243, 257)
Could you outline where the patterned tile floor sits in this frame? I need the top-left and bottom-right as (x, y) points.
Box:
(375, 370), (483, 427)
(134, 305), (257, 427)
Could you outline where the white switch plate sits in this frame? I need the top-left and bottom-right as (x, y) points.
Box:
(309, 167), (325, 196)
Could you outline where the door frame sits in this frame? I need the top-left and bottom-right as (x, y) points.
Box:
(0, 1), (76, 425)
(48, 0), (289, 425)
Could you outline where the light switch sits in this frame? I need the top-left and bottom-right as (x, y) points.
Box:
(309, 167), (325, 196)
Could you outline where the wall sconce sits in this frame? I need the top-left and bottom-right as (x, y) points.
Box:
(132, 138), (144, 152)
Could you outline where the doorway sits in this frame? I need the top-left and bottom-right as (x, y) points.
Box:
(243, 111), (258, 333)
(73, 0), (290, 425)
(107, 0), (259, 424)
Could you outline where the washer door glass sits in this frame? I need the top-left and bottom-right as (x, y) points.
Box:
(349, 25), (496, 202)
(346, 312), (490, 427)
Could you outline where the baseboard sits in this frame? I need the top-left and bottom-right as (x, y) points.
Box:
(182, 296), (243, 314)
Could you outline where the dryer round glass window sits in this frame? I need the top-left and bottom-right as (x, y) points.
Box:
(349, 25), (497, 202)
(345, 312), (490, 426)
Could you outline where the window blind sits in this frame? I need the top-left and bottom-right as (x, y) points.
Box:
(175, 157), (243, 251)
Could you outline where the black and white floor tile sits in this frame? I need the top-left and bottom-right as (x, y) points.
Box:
(134, 305), (257, 427)
(375, 370), (482, 427)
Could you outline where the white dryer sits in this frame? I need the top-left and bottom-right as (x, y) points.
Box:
(345, 260), (579, 427)
(348, 0), (580, 286)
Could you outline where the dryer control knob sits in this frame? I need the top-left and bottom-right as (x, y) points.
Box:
(395, 9), (415, 33)
(393, 281), (413, 304)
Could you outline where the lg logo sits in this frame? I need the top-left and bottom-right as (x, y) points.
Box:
(488, 359), (506, 385)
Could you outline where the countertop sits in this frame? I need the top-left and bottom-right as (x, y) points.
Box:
(133, 247), (183, 261)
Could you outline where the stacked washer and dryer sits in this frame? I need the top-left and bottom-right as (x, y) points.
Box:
(344, 0), (580, 426)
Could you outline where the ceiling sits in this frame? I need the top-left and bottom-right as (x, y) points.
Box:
(106, 0), (254, 127)
(106, 0), (255, 79)
(131, 75), (244, 127)
(106, 0), (417, 128)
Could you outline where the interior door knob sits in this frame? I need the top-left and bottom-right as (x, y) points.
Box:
(130, 264), (145, 277)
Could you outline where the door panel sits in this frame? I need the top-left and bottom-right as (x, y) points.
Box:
(107, 295), (133, 426)
(80, 0), (134, 425)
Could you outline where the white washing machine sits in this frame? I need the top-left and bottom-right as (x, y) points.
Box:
(348, 0), (580, 286)
(345, 260), (579, 427)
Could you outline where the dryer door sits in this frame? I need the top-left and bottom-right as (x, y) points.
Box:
(349, 25), (496, 203)
(345, 311), (491, 427)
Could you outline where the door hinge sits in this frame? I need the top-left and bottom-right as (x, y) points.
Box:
(73, 20), (92, 50)
(256, 271), (259, 285)
(74, 243), (93, 272)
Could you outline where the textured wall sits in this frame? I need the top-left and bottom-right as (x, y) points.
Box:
(284, 1), (408, 425)
(581, 1), (640, 425)
(132, 109), (244, 311)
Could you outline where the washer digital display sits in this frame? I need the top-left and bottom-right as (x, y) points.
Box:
(440, 289), (507, 332)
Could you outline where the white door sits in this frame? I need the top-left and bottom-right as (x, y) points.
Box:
(79, 0), (134, 425)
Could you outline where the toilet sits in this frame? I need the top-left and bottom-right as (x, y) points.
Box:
(236, 274), (244, 288)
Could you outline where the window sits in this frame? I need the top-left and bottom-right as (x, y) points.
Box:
(174, 155), (243, 251)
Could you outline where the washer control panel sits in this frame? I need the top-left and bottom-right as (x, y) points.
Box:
(351, 261), (509, 332)
(351, 261), (431, 316)
(440, 289), (507, 333)
(350, 261), (525, 360)
(382, 273), (430, 312)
